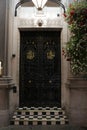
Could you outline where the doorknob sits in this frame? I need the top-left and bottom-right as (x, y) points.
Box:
(29, 80), (32, 83)
(49, 80), (52, 83)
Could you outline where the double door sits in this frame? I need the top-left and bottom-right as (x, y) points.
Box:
(20, 30), (61, 107)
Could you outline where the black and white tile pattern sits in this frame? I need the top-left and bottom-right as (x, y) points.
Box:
(10, 107), (69, 125)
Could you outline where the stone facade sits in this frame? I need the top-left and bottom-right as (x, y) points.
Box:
(0, 0), (7, 75)
(66, 77), (87, 126)
(0, 77), (14, 126)
(0, 0), (87, 127)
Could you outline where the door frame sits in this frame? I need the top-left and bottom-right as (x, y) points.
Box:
(19, 28), (62, 107)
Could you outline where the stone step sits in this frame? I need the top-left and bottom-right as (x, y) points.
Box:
(0, 126), (87, 130)
(1, 126), (86, 130)
(10, 107), (69, 126)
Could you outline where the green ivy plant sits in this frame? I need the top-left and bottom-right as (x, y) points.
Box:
(63, 0), (87, 75)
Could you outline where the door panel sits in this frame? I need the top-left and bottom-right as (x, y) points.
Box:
(20, 31), (61, 107)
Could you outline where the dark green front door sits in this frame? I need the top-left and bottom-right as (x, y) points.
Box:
(20, 30), (61, 107)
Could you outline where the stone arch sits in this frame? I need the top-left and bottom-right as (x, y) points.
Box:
(15, 0), (65, 16)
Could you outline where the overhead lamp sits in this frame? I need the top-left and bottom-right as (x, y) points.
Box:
(15, 0), (65, 16)
(32, 0), (48, 10)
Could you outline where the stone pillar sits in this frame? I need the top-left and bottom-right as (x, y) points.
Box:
(66, 77), (87, 126)
(0, 77), (14, 127)
(0, 0), (7, 75)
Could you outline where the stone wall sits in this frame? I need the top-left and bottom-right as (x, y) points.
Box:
(66, 77), (87, 126)
(0, 77), (14, 127)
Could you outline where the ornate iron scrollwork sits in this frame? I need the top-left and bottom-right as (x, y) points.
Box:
(47, 50), (55, 60)
(26, 50), (35, 60)
(20, 31), (61, 107)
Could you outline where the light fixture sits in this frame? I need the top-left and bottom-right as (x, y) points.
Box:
(32, 0), (48, 10)
(15, 0), (66, 16)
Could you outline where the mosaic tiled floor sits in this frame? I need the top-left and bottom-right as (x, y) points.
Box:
(10, 107), (69, 125)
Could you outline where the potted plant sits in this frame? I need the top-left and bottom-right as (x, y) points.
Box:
(63, 0), (87, 76)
